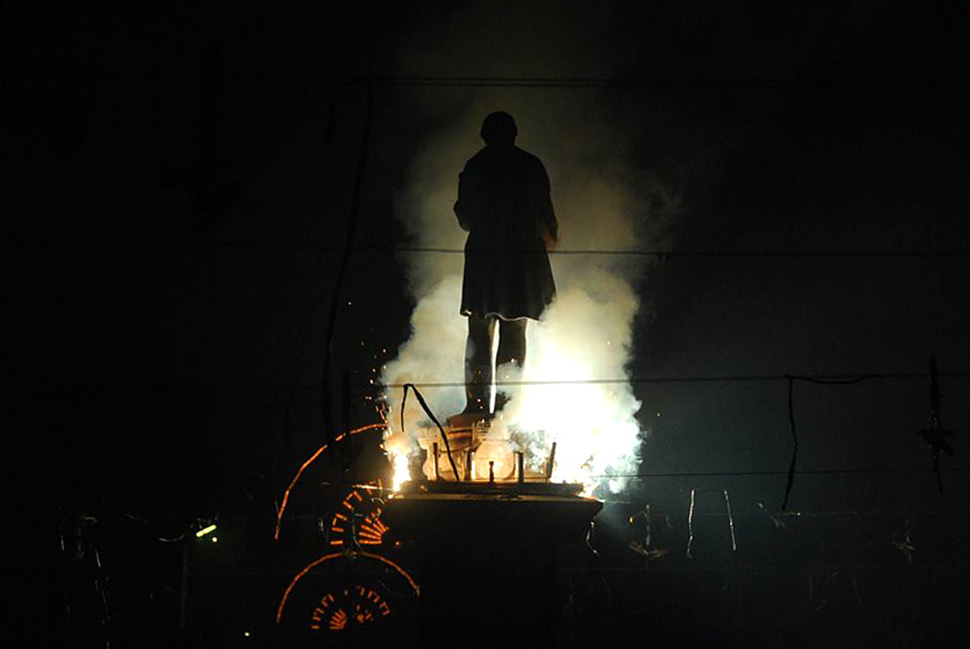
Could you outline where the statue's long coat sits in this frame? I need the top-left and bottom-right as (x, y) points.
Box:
(454, 144), (558, 320)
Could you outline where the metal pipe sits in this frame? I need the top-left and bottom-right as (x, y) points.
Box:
(545, 442), (557, 480)
(432, 442), (440, 480)
(516, 451), (525, 483)
(464, 450), (475, 481)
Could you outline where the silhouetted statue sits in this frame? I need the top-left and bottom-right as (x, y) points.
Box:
(452, 111), (558, 421)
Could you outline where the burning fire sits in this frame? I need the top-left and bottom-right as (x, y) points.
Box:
(381, 274), (644, 495)
(389, 450), (410, 493)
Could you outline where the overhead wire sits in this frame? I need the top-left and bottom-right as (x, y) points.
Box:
(147, 238), (968, 259)
(376, 370), (970, 390)
(317, 73), (955, 90)
(53, 72), (965, 516)
(20, 369), (970, 394)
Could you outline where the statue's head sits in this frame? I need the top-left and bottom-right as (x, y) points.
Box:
(480, 111), (517, 147)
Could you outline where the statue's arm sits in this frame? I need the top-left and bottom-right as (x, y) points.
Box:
(538, 163), (558, 249)
(454, 168), (476, 232)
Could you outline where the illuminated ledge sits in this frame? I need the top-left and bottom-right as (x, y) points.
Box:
(385, 481), (602, 549)
(394, 479), (588, 498)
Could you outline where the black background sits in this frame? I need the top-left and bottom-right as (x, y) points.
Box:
(6, 2), (968, 647)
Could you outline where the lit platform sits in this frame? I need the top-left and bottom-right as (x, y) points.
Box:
(384, 479), (602, 548)
(396, 478), (587, 497)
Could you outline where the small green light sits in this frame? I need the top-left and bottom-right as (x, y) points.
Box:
(196, 524), (217, 538)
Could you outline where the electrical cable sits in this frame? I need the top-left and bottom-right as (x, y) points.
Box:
(916, 357), (955, 495)
(21, 370), (970, 394)
(340, 74), (954, 90)
(585, 466), (970, 479)
(376, 370), (969, 390)
(149, 238), (969, 259)
(400, 383), (460, 480)
(778, 372), (947, 510)
(782, 376), (798, 511)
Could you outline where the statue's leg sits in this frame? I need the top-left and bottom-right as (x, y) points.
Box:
(463, 314), (495, 414)
(493, 318), (527, 412)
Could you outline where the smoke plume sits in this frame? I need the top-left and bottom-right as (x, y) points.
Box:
(378, 4), (679, 493)
(378, 87), (679, 494)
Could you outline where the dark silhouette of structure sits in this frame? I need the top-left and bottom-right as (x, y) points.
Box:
(452, 111), (558, 421)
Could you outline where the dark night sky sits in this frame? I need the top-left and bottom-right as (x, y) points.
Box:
(7, 2), (969, 643)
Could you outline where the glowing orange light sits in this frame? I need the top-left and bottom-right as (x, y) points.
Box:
(276, 551), (419, 624)
(328, 489), (390, 547)
(358, 516), (387, 545)
(274, 423), (385, 540)
(330, 609), (348, 631)
(358, 507), (389, 545)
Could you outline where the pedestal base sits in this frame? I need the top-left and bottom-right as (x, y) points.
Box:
(384, 482), (602, 647)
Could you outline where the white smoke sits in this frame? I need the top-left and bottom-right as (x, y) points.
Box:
(380, 89), (678, 494)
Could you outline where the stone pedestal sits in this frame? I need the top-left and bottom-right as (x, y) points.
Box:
(384, 481), (602, 648)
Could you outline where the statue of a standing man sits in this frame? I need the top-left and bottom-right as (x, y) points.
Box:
(451, 111), (558, 423)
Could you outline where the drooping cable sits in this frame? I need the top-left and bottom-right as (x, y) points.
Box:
(400, 383), (460, 480)
(917, 357), (955, 495)
(781, 373), (889, 510)
(782, 376), (798, 511)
